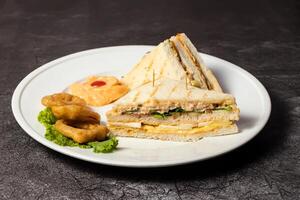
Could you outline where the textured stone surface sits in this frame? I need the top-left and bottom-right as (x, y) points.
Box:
(1, 0), (300, 199)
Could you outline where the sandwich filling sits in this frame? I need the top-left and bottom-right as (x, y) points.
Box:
(120, 105), (234, 118)
(107, 104), (239, 134)
(109, 120), (235, 135)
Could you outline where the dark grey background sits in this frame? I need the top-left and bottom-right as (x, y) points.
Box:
(1, 0), (299, 199)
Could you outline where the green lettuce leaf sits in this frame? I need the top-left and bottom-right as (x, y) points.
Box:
(151, 107), (184, 119)
(88, 136), (118, 153)
(213, 105), (232, 111)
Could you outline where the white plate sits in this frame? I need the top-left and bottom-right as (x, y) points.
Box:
(11, 46), (271, 167)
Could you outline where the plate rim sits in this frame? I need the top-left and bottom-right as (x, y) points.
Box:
(11, 45), (271, 168)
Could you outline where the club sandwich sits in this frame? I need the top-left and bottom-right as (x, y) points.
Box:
(106, 78), (239, 142)
(121, 33), (223, 92)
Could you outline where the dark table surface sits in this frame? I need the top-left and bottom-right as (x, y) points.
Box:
(1, 0), (299, 199)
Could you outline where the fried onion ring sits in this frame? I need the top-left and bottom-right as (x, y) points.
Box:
(54, 120), (108, 143)
(51, 105), (100, 123)
(42, 93), (86, 107)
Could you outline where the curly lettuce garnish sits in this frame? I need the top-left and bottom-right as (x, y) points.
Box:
(37, 108), (118, 153)
(88, 136), (118, 153)
(38, 107), (56, 127)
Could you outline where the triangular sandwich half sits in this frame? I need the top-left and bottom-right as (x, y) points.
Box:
(121, 33), (223, 92)
(106, 78), (239, 142)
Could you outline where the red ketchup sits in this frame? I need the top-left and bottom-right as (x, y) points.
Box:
(91, 80), (106, 87)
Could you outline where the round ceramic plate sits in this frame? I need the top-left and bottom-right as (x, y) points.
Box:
(12, 46), (271, 167)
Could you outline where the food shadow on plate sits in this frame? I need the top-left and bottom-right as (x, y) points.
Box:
(237, 114), (257, 131)
(52, 91), (289, 182)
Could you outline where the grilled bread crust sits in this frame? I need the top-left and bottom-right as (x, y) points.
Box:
(112, 78), (235, 114)
(121, 40), (187, 89)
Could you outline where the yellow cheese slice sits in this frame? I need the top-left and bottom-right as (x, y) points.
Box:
(109, 121), (233, 134)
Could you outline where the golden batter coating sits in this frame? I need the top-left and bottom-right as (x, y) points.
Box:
(51, 105), (100, 123)
(54, 120), (108, 143)
(42, 93), (86, 107)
